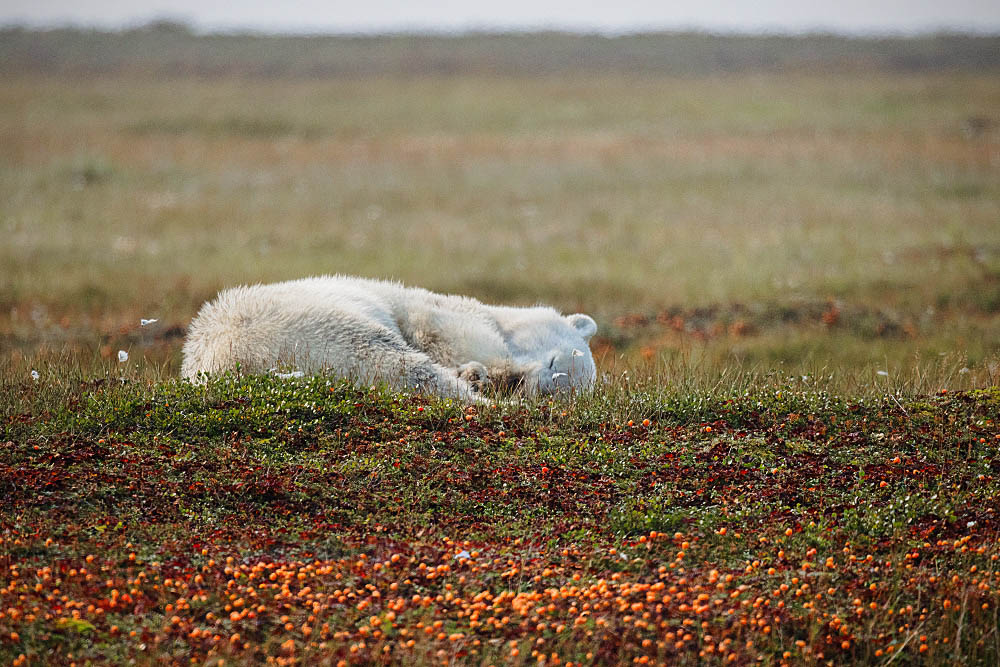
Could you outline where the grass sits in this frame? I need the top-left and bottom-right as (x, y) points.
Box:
(2, 70), (999, 385)
(2, 29), (1000, 664)
(2, 373), (1000, 664)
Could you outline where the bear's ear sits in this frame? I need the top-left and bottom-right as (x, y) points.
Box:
(566, 313), (597, 340)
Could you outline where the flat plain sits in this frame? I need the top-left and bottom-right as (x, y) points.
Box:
(2, 54), (999, 388)
(2, 29), (1000, 665)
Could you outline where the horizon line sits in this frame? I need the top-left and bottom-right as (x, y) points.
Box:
(3, 17), (1000, 39)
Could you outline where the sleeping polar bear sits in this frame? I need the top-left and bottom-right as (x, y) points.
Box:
(180, 275), (597, 401)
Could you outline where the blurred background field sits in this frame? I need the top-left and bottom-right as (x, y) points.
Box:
(2, 26), (999, 391)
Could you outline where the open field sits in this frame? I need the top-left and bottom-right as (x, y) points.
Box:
(2, 29), (1000, 665)
(2, 65), (1000, 388)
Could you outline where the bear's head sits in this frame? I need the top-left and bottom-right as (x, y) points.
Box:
(500, 311), (598, 397)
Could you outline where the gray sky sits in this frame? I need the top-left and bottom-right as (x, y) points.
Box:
(3, 0), (999, 34)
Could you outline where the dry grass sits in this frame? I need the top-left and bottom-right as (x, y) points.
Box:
(1, 72), (999, 389)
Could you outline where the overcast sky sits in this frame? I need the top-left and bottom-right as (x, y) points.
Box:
(3, 0), (999, 34)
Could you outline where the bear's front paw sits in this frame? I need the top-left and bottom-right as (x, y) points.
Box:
(457, 361), (489, 393)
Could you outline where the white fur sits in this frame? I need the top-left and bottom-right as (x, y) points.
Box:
(181, 275), (597, 400)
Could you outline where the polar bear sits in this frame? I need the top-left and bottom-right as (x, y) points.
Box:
(180, 275), (598, 401)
